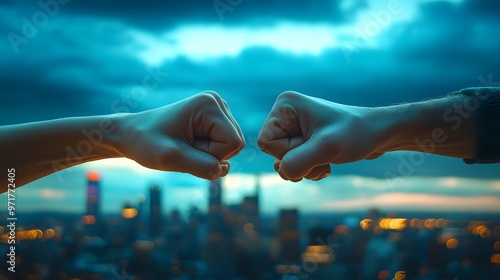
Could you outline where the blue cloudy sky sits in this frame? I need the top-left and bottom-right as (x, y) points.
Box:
(1, 0), (499, 215)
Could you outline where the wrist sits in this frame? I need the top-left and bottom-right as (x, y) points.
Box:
(96, 113), (130, 159)
(370, 103), (424, 154)
(370, 95), (477, 158)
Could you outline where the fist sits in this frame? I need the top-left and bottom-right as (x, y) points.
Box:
(258, 91), (382, 182)
(122, 91), (245, 180)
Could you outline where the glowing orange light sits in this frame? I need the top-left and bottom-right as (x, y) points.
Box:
(302, 246), (335, 263)
(82, 215), (96, 225)
(378, 270), (390, 279)
(491, 254), (500, 264)
(446, 238), (459, 249)
(410, 219), (419, 228)
(424, 219), (436, 229)
(45, 229), (55, 239)
(87, 171), (100, 181)
(335, 225), (349, 235)
(494, 241), (500, 251)
(379, 218), (406, 230)
(436, 218), (446, 228)
(360, 219), (372, 231)
(394, 270), (406, 280)
(35, 229), (43, 239)
(121, 208), (138, 219)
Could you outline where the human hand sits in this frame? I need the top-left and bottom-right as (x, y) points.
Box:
(258, 91), (383, 181)
(119, 91), (245, 180)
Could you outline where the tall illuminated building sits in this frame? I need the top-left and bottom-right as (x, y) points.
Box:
(86, 171), (101, 218)
(82, 171), (105, 237)
(149, 184), (162, 237)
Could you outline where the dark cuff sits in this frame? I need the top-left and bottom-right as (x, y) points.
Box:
(453, 88), (500, 164)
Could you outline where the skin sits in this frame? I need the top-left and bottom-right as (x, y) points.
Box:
(0, 89), (481, 190)
(258, 91), (477, 182)
(0, 91), (245, 191)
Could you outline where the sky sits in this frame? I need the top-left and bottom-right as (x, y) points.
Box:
(1, 0), (499, 215)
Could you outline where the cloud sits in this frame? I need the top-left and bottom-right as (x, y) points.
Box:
(321, 192), (500, 212)
(1, 0), (500, 189)
(40, 188), (65, 199)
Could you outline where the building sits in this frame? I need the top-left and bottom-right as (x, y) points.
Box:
(278, 209), (301, 262)
(82, 171), (105, 237)
(149, 184), (162, 237)
(240, 175), (261, 235)
(206, 179), (234, 279)
(85, 171), (101, 218)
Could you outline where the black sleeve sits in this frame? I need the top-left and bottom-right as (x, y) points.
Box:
(454, 87), (500, 164)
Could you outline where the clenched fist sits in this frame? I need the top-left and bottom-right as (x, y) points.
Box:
(258, 91), (383, 182)
(258, 90), (481, 182)
(121, 91), (245, 180)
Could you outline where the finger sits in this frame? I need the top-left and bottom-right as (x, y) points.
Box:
(273, 160), (282, 173)
(193, 137), (240, 162)
(365, 152), (384, 160)
(276, 160), (329, 181)
(174, 145), (223, 180)
(279, 137), (331, 180)
(220, 160), (230, 177)
(261, 135), (305, 160)
(304, 164), (331, 181)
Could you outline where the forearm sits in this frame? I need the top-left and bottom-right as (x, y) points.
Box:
(372, 94), (477, 159)
(0, 114), (126, 189)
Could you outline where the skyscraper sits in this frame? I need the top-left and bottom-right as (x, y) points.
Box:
(241, 175), (261, 234)
(207, 178), (234, 279)
(86, 171), (101, 218)
(82, 171), (105, 237)
(149, 184), (162, 237)
(279, 208), (301, 262)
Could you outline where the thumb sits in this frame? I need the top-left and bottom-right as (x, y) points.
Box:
(176, 146), (223, 180)
(279, 138), (331, 180)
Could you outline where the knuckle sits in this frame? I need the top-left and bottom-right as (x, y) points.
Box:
(277, 91), (300, 100)
(227, 135), (244, 151)
(194, 92), (219, 106)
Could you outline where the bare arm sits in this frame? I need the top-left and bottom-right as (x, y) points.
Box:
(0, 91), (244, 191)
(258, 90), (483, 182)
(0, 115), (124, 189)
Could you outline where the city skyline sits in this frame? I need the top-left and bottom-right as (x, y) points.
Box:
(1, 0), (500, 214)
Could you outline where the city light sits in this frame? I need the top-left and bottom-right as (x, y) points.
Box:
(379, 218), (406, 231)
(491, 254), (500, 264)
(81, 215), (96, 225)
(301, 245), (335, 264)
(87, 170), (100, 181)
(360, 218), (372, 230)
(394, 270), (406, 280)
(121, 207), (138, 219)
(446, 238), (459, 249)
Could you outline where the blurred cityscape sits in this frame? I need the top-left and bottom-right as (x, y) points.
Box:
(1, 171), (499, 280)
